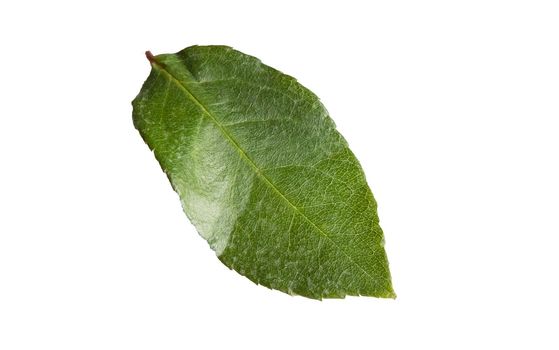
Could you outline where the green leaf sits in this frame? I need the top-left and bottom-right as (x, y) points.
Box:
(132, 46), (395, 299)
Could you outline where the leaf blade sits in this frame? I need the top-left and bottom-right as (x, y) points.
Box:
(132, 46), (395, 299)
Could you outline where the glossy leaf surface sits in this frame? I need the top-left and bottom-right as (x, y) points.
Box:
(132, 46), (394, 299)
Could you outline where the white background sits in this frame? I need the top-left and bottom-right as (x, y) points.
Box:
(1, 1), (558, 349)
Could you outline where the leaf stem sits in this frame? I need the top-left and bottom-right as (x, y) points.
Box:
(145, 51), (156, 64)
(145, 51), (166, 68)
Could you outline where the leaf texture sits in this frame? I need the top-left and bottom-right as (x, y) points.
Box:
(132, 46), (395, 299)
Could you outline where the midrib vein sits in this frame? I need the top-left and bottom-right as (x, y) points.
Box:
(153, 62), (378, 286)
